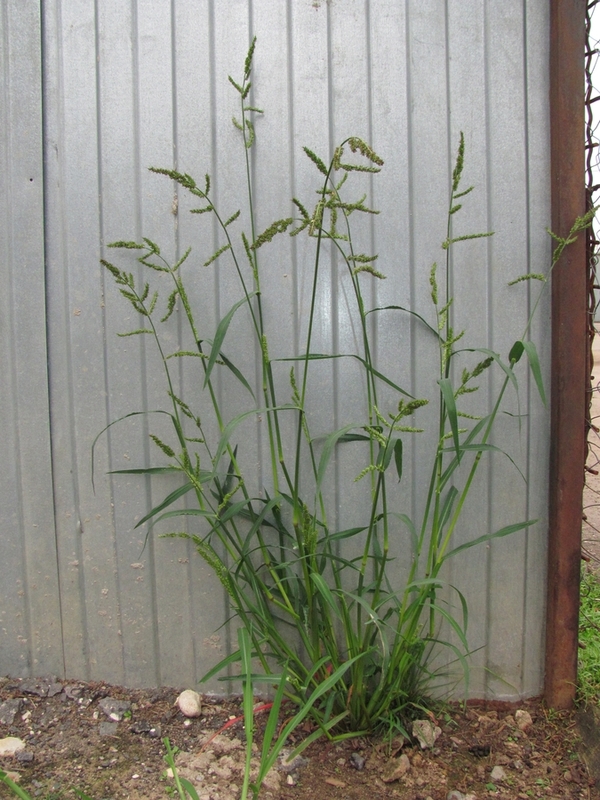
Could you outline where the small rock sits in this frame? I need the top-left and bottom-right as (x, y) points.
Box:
(176, 689), (202, 718)
(325, 777), (347, 788)
(278, 750), (308, 773)
(98, 697), (131, 721)
(447, 791), (466, 800)
(350, 752), (366, 770)
(20, 679), (49, 697)
(98, 722), (119, 737)
(15, 751), (34, 763)
(0, 737), (26, 757)
(382, 753), (411, 783)
(413, 719), (442, 749)
(490, 765), (506, 782)
(515, 709), (533, 731)
(130, 720), (162, 738)
(0, 699), (23, 726)
(286, 774), (295, 786)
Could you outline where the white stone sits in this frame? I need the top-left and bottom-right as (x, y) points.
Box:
(490, 765), (506, 781)
(0, 737), (25, 757)
(515, 709), (533, 731)
(412, 719), (442, 749)
(176, 689), (202, 718)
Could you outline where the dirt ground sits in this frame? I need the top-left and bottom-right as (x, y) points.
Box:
(0, 676), (598, 800)
(3, 352), (600, 800)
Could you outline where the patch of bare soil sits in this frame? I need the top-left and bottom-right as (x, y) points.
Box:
(0, 676), (598, 800)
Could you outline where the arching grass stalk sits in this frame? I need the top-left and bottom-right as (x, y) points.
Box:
(97, 39), (594, 741)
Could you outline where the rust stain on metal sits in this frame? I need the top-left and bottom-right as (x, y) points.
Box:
(546, 0), (587, 709)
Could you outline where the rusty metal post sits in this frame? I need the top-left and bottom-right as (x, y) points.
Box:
(546, 0), (587, 709)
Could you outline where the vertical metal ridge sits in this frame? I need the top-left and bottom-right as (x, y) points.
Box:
(482, 0), (494, 695)
(1, 2), (33, 675)
(519, 0), (532, 692)
(93, 0), (124, 684)
(405, 0), (417, 534)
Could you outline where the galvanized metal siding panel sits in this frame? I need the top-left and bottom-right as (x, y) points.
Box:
(0, 1), (63, 677)
(1, 0), (552, 697)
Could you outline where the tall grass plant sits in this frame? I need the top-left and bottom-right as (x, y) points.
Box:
(95, 39), (593, 741)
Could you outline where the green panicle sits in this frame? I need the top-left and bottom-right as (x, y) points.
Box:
(261, 335), (270, 365)
(352, 265), (386, 280)
(117, 329), (153, 337)
(292, 197), (310, 221)
(364, 425), (386, 446)
(101, 259), (123, 281)
(166, 351), (205, 359)
(245, 119), (256, 149)
(442, 231), (494, 250)
(454, 185), (474, 200)
(338, 162), (381, 174)
(452, 132), (465, 194)
(190, 205), (213, 215)
(347, 137), (384, 166)
(348, 253), (379, 264)
(150, 434), (175, 459)
(108, 240), (145, 250)
(355, 463), (384, 482)
(429, 263), (438, 305)
(218, 481), (243, 513)
(303, 147), (329, 177)
(228, 75), (244, 94)
(397, 398), (429, 418)
(148, 167), (199, 195)
(232, 116), (243, 132)
(148, 291), (158, 315)
(224, 210), (241, 228)
(244, 36), (257, 80)
(173, 247), (192, 271)
(168, 391), (198, 423)
(251, 218), (294, 249)
(471, 356), (494, 378)
(204, 243), (231, 267)
(508, 273), (546, 286)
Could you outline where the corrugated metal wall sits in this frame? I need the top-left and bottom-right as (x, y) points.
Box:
(1, 0), (551, 699)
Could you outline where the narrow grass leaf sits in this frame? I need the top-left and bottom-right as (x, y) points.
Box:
(276, 353), (413, 398)
(394, 438), (403, 482)
(443, 519), (537, 560)
(219, 351), (256, 399)
(326, 525), (368, 542)
(134, 482), (195, 529)
(108, 466), (183, 475)
(260, 666), (289, 762)
(91, 409), (175, 490)
(311, 573), (342, 620)
(179, 778), (201, 800)
(439, 378), (461, 460)
(366, 304), (440, 339)
(0, 770), (35, 800)
(204, 292), (257, 387)
(522, 340), (547, 406)
(316, 423), (364, 492)
(152, 507), (217, 528)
